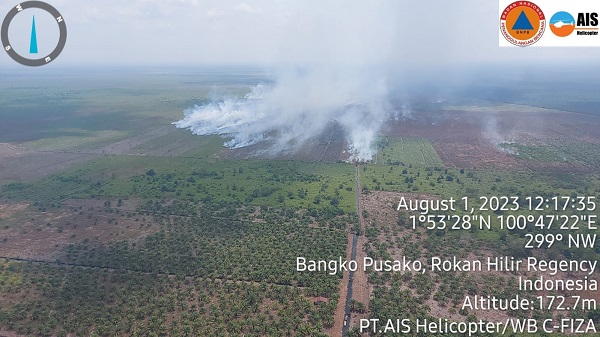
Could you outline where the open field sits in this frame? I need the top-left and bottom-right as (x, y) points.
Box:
(0, 198), (157, 260)
(374, 137), (443, 167)
(0, 68), (267, 185)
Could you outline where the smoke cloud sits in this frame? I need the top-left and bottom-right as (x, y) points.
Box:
(175, 68), (397, 160)
(174, 1), (403, 161)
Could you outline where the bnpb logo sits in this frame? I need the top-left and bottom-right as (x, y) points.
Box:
(500, 1), (546, 46)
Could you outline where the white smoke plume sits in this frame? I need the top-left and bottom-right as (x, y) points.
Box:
(174, 1), (402, 161)
(175, 68), (393, 160)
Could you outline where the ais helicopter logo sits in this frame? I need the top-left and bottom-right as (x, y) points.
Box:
(500, 1), (546, 46)
(1, 1), (67, 66)
(549, 11), (598, 37)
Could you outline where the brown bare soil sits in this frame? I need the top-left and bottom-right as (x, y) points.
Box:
(0, 330), (26, 337)
(0, 127), (204, 183)
(0, 143), (27, 156)
(0, 152), (99, 182)
(434, 141), (527, 170)
(0, 200), (158, 260)
(0, 203), (29, 220)
(218, 105), (600, 170)
(384, 107), (600, 170)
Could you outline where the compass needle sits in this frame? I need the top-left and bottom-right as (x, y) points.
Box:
(30, 15), (38, 54)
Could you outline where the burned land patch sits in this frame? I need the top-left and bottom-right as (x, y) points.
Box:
(0, 199), (158, 260)
(384, 107), (600, 171)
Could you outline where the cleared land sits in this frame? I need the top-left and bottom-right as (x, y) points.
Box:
(384, 104), (600, 171)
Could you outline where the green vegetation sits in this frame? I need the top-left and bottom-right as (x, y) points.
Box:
(361, 164), (600, 198)
(2, 149), (599, 336)
(2, 70), (600, 337)
(500, 141), (600, 165)
(0, 262), (335, 337)
(2, 143), (599, 337)
(0, 69), (264, 147)
(500, 143), (575, 163)
(1, 156), (356, 212)
(64, 203), (349, 296)
(553, 141), (600, 166)
(374, 137), (443, 166)
(0, 153), (356, 336)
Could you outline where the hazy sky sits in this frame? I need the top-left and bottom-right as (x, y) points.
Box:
(1, 0), (599, 68)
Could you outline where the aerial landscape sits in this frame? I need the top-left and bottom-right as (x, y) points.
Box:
(1, 0), (599, 336)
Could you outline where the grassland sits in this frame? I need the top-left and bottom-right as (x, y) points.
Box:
(1, 156), (357, 212)
(361, 164), (600, 199)
(501, 141), (600, 166)
(0, 67), (267, 149)
(374, 137), (443, 166)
